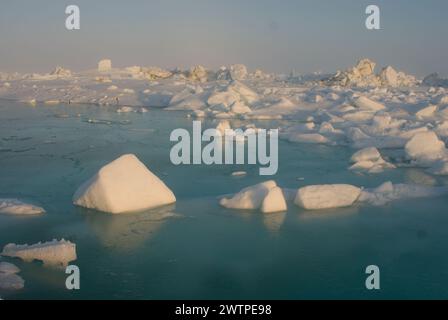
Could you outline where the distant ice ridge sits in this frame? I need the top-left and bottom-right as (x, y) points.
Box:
(0, 199), (45, 215)
(323, 58), (417, 87)
(1, 239), (76, 267)
(423, 73), (448, 88)
(73, 154), (176, 214)
(0, 261), (24, 290)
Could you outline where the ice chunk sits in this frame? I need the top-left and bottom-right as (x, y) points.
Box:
(116, 106), (134, 113)
(188, 65), (208, 82)
(350, 147), (381, 163)
(428, 160), (448, 176)
(405, 132), (447, 165)
(1, 239), (76, 267)
(294, 184), (361, 210)
(220, 180), (279, 211)
(353, 96), (386, 111)
(0, 262), (20, 274)
(288, 133), (329, 144)
(349, 147), (395, 173)
(142, 67), (172, 80)
(261, 186), (287, 213)
(231, 171), (247, 177)
(359, 181), (448, 206)
(349, 158), (395, 174)
(207, 91), (239, 108)
(98, 59), (112, 72)
(416, 105), (438, 119)
(230, 101), (251, 114)
(229, 64), (248, 81)
(216, 120), (232, 135)
(73, 154), (176, 214)
(0, 273), (24, 290)
(228, 81), (259, 105)
(50, 66), (72, 78)
(423, 73), (448, 87)
(0, 199), (45, 215)
(379, 66), (416, 87)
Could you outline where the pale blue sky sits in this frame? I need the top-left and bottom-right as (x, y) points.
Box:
(0, 0), (447, 76)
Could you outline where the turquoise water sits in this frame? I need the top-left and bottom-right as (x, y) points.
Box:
(1, 101), (448, 299)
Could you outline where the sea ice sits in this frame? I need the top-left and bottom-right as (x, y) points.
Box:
(0, 261), (24, 290)
(405, 131), (447, 166)
(0, 273), (24, 290)
(1, 239), (76, 267)
(98, 59), (112, 72)
(73, 154), (176, 214)
(0, 199), (45, 215)
(359, 181), (448, 206)
(220, 180), (287, 212)
(353, 96), (386, 111)
(260, 186), (288, 213)
(350, 147), (381, 162)
(294, 184), (361, 210)
(349, 147), (395, 173)
(0, 262), (20, 274)
(416, 105), (438, 119)
(188, 65), (208, 83)
(116, 106), (134, 113)
(229, 64), (248, 81)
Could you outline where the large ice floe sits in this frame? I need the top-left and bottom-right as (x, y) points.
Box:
(0, 199), (45, 215)
(73, 154), (176, 214)
(219, 181), (287, 213)
(0, 261), (24, 290)
(1, 239), (76, 267)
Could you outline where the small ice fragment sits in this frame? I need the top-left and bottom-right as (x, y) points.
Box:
(231, 171), (247, 177)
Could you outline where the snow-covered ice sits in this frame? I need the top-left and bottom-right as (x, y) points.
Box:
(1, 239), (76, 267)
(73, 154), (176, 214)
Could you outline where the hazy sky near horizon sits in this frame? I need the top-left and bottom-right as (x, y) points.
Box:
(0, 0), (447, 76)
